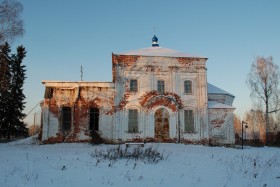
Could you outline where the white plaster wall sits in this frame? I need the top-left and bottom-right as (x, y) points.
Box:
(114, 56), (209, 142)
(208, 108), (235, 144)
(41, 108), (59, 141)
(41, 81), (115, 142)
(41, 54), (235, 145)
(99, 113), (113, 140)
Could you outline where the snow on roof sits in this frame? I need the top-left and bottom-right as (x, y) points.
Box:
(208, 101), (235, 109)
(116, 47), (206, 58)
(207, 83), (235, 97)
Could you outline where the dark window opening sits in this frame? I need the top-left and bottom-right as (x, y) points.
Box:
(130, 79), (138, 92)
(44, 87), (54, 98)
(128, 109), (138, 133)
(90, 107), (99, 131)
(184, 80), (192, 94)
(62, 107), (71, 131)
(184, 110), (194, 132)
(157, 80), (165, 94)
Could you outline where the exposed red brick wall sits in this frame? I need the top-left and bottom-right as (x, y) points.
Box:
(43, 85), (115, 143)
(112, 54), (140, 82)
(139, 91), (183, 112)
(43, 133), (64, 144)
(210, 119), (225, 127)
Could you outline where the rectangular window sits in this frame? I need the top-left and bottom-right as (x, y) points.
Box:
(130, 79), (138, 92)
(157, 80), (165, 94)
(44, 87), (54, 98)
(128, 109), (138, 133)
(62, 107), (71, 131)
(184, 110), (194, 132)
(184, 80), (192, 94)
(90, 107), (99, 131)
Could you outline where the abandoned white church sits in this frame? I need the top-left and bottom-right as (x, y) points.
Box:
(40, 36), (235, 145)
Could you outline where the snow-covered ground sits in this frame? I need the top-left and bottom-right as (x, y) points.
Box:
(1, 137), (280, 187)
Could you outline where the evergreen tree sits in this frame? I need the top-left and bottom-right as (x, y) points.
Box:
(0, 43), (27, 139)
(9, 45), (27, 139)
(0, 43), (12, 138)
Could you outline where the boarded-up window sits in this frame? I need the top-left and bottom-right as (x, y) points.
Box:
(157, 80), (165, 94)
(128, 109), (138, 133)
(184, 80), (192, 94)
(130, 79), (138, 92)
(90, 107), (99, 131)
(184, 110), (194, 132)
(62, 107), (71, 131)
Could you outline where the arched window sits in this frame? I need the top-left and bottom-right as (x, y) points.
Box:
(184, 80), (192, 94)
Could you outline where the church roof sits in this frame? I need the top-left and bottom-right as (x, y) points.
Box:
(208, 101), (235, 109)
(207, 83), (235, 97)
(116, 47), (206, 58)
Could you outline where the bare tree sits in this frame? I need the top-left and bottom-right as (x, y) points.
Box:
(234, 114), (241, 138)
(244, 109), (265, 143)
(0, 0), (24, 44)
(28, 125), (41, 136)
(246, 56), (280, 144)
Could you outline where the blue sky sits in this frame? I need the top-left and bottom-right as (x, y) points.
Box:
(15, 0), (280, 124)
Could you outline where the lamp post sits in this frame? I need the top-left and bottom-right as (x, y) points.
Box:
(241, 121), (248, 149)
(245, 125), (248, 141)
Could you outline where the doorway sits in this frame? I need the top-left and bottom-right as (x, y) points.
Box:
(154, 108), (170, 142)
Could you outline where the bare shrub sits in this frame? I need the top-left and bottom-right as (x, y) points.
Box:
(91, 145), (166, 164)
(28, 125), (41, 136)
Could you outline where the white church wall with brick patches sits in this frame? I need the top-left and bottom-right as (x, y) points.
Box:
(40, 35), (235, 145)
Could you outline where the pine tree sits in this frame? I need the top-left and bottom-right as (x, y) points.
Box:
(9, 45), (27, 139)
(0, 43), (27, 139)
(0, 43), (12, 138)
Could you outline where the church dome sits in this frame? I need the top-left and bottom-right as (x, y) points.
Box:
(152, 35), (158, 42)
(152, 35), (159, 47)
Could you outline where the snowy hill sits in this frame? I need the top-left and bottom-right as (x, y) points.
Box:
(1, 137), (280, 187)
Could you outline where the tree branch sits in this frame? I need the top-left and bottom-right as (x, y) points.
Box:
(268, 108), (280, 114)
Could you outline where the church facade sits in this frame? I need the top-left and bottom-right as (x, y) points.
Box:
(40, 36), (235, 145)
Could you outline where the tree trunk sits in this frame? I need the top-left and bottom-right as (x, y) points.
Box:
(265, 95), (269, 145)
(7, 123), (11, 140)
